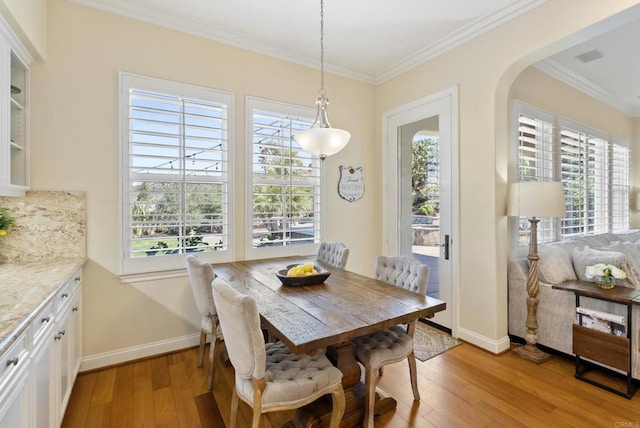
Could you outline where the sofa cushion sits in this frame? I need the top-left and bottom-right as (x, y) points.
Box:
(537, 244), (577, 284)
(572, 246), (636, 288)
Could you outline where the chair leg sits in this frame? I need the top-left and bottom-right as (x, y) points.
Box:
(230, 387), (239, 428)
(328, 385), (346, 428)
(407, 353), (420, 401)
(251, 408), (262, 428)
(197, 329), (207, 367)
(363, 366), (378, 428)
(207, 337), (217, 390)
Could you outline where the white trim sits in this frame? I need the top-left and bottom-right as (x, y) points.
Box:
(68, 0), (544, 85)
(79, 333), (201, 372)
(535, 59), (640, 118)
(118, 71), (235, 275)
(382, 85), (459, 336)
(244, 96), (321, 261)
(376, 0), (547, 84)
(456, 327), (511, 354)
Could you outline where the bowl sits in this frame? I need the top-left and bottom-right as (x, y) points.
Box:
(275, 264), (331, 286)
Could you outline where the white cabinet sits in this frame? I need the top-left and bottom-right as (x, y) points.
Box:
(0, 267), (83, 428)
(0, 333), (30, 428)
(0, 18), (30, 197)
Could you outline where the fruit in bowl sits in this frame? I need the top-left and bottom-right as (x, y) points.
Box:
(287, 263), (318, 277)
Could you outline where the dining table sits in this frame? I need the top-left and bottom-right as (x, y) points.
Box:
(214, 256), (446, 427)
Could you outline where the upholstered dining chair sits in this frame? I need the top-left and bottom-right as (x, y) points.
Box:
(352, 255), (430, 428)
(317, 241), (350, 269)
(185, 254), (222, 391)
(211, 277), (346, 428)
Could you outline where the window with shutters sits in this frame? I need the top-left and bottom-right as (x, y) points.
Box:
(246, 97), (322, 259)
(120, 73), (233, 275)
(514, 101), (630, 245)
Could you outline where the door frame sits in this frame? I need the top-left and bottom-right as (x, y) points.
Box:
(382, 86), (459, 334)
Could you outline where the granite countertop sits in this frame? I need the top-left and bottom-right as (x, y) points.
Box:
(0, 257), (86, 355)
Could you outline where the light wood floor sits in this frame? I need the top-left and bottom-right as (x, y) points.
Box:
(62, 340), (640, 427)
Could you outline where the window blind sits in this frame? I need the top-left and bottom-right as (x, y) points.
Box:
(120, 73), (232, 274)
(249, 104), (320, 250)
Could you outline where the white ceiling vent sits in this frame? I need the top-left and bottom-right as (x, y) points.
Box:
(575, 49), (604, 63)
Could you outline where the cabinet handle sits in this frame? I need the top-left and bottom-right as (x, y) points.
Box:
(54, 334), (61, 341)
(75, 276), (81, 282)
(41, 316), (50, 323)
(6, 357), (18, 367)
(72, 306), (79, 312)
(61, 293), (69, 299)
(58, 330), (66, 336)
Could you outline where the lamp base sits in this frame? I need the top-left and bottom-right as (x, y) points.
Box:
(513, 343), (550, 364)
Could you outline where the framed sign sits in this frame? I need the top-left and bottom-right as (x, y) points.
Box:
(338, 165), (365, 202)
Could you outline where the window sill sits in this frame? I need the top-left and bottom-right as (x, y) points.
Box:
(119, 268), (187, 284)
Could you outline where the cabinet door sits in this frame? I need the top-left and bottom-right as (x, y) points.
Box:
(31, 335), (54, 428)
(55, 312), (71, 423)
(0, 361), (30, 428)
(70, 289), (82, 380)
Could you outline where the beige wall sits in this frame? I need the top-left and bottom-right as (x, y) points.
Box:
(0, 0), (46, 59)
(30, 0), (376, 364)
(23, 0), (640, 365)
(376, 0), (640, 349)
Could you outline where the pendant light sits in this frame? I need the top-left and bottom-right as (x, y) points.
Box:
(294, 0), (350, 161)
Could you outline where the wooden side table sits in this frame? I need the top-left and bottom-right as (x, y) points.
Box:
(552, 280), (640, 399)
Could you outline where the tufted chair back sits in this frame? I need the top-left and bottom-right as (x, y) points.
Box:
(185, 255), (216, 319)
(317, 241), (350, 269)
(375, 255), (429, 295)
(212, 277), (346, 427)
(212, 278), (266, 381)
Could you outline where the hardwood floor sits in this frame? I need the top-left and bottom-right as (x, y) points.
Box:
(62, 341), (640, 427)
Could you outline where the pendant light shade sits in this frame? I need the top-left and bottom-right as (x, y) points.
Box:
(294, 0), (350, 160)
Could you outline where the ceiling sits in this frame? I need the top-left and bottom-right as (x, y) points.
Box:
(69, 0), (640, 116)
(69, 0), (544, 83)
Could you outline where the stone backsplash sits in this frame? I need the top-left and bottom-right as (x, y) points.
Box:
(0, 191), (86, 262)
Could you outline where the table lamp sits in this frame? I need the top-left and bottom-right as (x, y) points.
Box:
(507, 181), (566, 363)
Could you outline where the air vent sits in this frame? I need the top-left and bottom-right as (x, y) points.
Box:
(575, 49), (604, 63)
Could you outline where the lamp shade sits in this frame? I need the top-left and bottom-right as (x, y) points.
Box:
(295, 127), (350, 160)
(507, 181), (566, 218)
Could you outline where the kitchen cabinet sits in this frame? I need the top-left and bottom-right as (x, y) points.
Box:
(0, 18), (31, 197)
(0, 332), (30, 428)
(0, 266), (83, 428)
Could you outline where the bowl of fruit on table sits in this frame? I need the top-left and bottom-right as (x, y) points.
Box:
(275, 263), (331, 286)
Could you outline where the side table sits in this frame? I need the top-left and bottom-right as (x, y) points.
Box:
(552, 280), (640, 399)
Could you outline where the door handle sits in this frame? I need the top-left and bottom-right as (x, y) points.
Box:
(440, 234), (450, 260)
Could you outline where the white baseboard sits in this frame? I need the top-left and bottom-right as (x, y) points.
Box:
(457, 327), (511, 354)
(79, 333), (201, 372)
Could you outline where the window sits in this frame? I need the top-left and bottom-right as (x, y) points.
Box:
(514, 102), (557, 245)
(246, 97), (322, 259)
(514, 102), (630, 245)
(120, 73), (233, 275)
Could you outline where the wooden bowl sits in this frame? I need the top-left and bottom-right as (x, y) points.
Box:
(275, 265), (331, 286)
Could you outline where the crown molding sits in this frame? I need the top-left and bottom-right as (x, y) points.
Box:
(374, 0), (548, 84)
(68, 0), (546, 85)
(534, 58), (640, 118)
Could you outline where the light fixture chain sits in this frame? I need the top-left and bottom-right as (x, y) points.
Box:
(319, 0), (325, 96)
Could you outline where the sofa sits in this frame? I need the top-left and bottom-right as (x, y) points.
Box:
(508, 231), (640, 379)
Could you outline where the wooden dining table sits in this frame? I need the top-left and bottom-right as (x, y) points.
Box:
(214, 256), (446, 427)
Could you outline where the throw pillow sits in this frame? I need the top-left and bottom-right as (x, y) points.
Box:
(603, 241), (640, 288)
(537, 244), (577, 284)
(572, 246), (635, 287)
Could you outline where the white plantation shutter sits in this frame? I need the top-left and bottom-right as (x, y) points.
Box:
(611, 139), (630, 233)
(559, 120), (609, 238)
(514, 102), (558, 244)
(120, 73), (233, 275)
(246, 97), (321, 259)
(514, 102), (630, 246)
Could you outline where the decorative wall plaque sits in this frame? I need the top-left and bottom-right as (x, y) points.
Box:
(338, 165), (365, 202)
